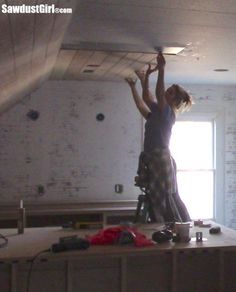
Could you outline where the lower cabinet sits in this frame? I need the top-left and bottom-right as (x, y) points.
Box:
(0, 249), (235, 292)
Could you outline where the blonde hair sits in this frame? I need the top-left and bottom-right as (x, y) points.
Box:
(172, 84), (193, 113)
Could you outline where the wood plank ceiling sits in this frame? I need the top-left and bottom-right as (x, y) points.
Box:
(0, 0), (75, 113)
(51, 49), (158, 81)
(60, 0), (236, 85)
(2, 0), (236, 113)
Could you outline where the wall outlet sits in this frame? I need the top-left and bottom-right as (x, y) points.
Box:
(115, 184), (123, 194)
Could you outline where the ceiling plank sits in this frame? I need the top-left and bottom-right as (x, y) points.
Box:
(51, 50), (159, 82)
(7, 0), (36, 96)
(44, 0), (76, 81)
(110, 52), (145, 79)
(50, 49), (77, 80)
(75, 50), (111, 81)
(0, 0), (75, 114)
(0, 0), (15, 89)
(94, 51), (127, 80)
(121, 53), (157, 79)
(64, 50), (94, 79)
(30, 0), (59, 89)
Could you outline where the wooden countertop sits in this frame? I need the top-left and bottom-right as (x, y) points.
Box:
(1, 222), (236, 263)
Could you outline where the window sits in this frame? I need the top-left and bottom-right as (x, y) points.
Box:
(170, 121), (214, 220)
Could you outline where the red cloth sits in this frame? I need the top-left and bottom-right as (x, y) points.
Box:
(87, 226), (154, 247)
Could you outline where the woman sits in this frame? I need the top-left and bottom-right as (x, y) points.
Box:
(125, 52), (192, 223)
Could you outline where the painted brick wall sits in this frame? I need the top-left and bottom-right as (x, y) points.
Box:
(0, 81), (236, 227)
(0, 81), (142, 203)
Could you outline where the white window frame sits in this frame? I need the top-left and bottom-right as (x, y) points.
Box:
(176, 105), (224, 224)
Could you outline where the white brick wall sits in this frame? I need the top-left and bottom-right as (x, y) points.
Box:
(0, 81), (236, 227)
(0, 81), (142, 203)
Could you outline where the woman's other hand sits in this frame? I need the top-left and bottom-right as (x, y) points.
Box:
(125, 77), (137, 86)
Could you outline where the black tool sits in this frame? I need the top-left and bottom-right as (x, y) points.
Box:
(51, 236), (90, 253)
(59, 235), (77, 243)
(209, 226), (221, 234)
(152, 229), (173, 243)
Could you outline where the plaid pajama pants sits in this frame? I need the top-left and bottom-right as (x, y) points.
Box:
(136, 149), (191, 223)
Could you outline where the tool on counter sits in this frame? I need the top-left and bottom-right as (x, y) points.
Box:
(51, 235), (90, 253)
(18, 199), (26, 234)
(194, 219), (211, 228)
(209, 226), (221, 234)
(196, 232), (203, 242)
(152, 229), (173, 243)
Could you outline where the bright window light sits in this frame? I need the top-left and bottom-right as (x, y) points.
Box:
(170, 121), (214, 220)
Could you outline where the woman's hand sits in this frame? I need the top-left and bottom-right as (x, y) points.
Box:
(146, 63), (158, 76)
(135, 70), (145, 82)
(125, 77), (137, 86)
(156, 52), (166, 70)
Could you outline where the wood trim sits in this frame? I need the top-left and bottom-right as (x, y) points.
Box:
(0, 200), (137, 221)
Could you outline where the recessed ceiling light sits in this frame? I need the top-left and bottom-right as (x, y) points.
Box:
(87, 64), (100, 67)
(82, 69), (94, 73)
(214, 69), (229, 72)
